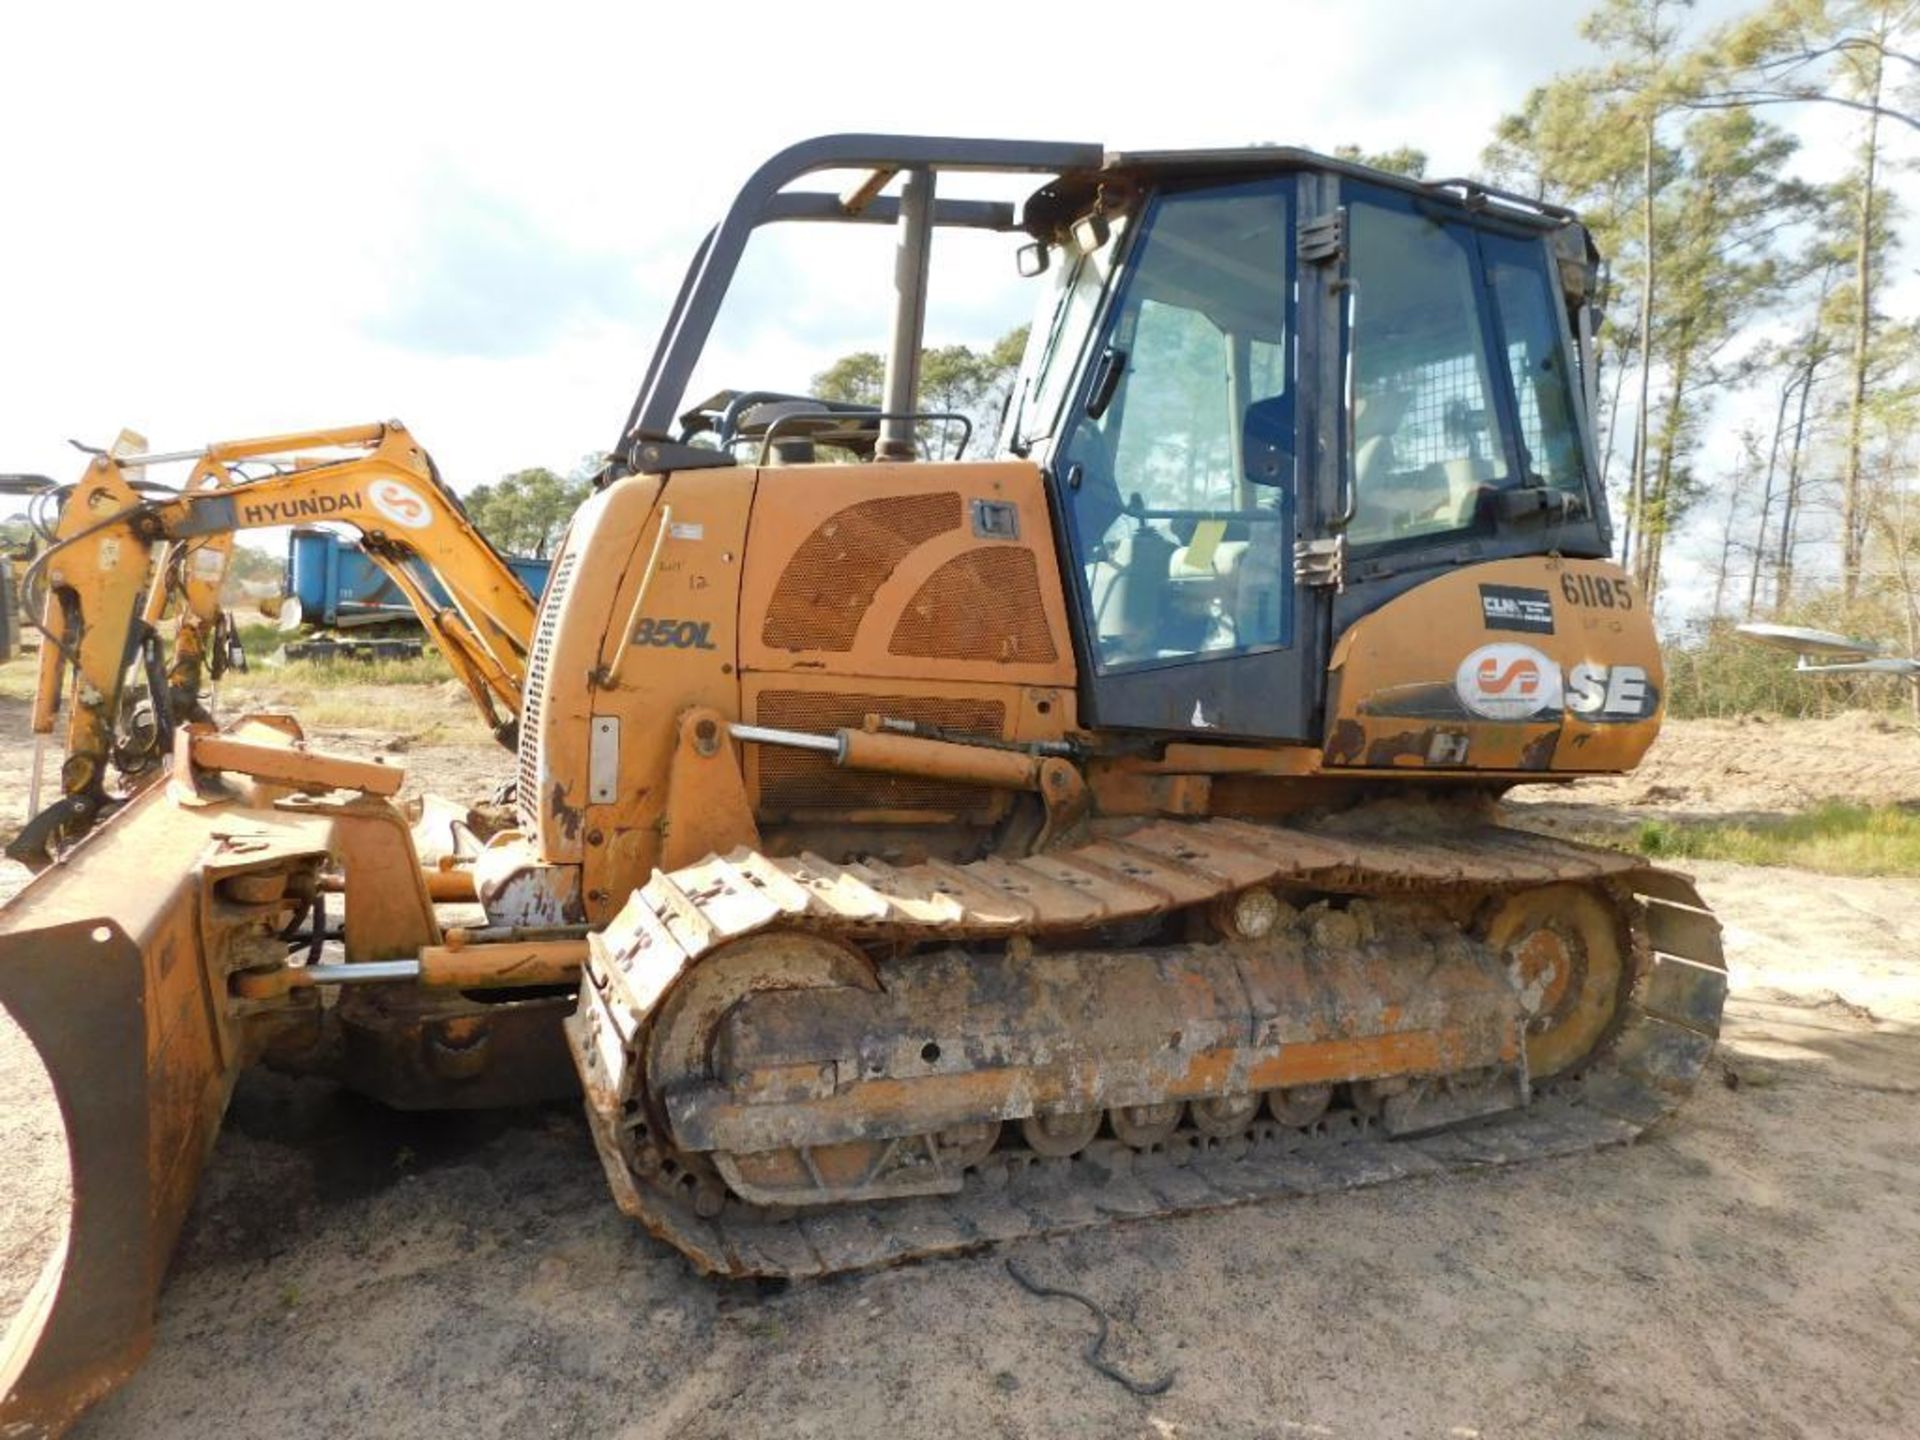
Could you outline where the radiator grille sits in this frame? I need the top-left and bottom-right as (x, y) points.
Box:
(755, 690), (1006, 816)
(890, 547), (1057, 663)
(761, 492), (961, 652)
(517, 547), (580, 830)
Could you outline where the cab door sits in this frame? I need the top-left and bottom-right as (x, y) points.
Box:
(1049, 177), (1322, 740)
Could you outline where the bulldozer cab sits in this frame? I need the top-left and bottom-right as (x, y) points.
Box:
(613, 137), (1610, 746)
(1011, 165), (1607, 739)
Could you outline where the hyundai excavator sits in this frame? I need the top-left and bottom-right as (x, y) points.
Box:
(0, 136), (1726, 1435)
(9, 422), (537, 865)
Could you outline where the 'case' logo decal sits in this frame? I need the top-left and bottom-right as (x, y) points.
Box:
(1455, 643), (1562, 721)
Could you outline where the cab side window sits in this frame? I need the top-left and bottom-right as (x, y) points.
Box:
(1344, 198), (1512, 548)
(1060, 179), (1295, 671)
(1482, 231), (1588, 502)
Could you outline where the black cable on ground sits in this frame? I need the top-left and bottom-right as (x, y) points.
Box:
(1004, 1257), (1175, 1398)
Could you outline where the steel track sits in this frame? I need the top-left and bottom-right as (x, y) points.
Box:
(569, 817), (1727, 1278)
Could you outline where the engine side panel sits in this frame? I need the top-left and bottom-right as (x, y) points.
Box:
(519, 474), (660, 865)
(525, 459), (1084, 912)
(736, 460), (1077, 829)
(740, 461), (1075, 686)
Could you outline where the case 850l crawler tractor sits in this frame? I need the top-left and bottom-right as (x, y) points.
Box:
(0, 136), (1726, 1434)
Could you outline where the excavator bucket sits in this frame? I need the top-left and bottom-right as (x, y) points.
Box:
(0, 769), (336, 1436)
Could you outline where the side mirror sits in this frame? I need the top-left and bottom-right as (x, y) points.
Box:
(1071, 212), (1111, 255)
(1015, 241), (1050, 278)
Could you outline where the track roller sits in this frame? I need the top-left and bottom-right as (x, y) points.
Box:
(1021, 1110), (1102, 1157)
(1265, 1083), (1333, 1127)
(1108, 1102), (1184, 1147)
(1190, 1093), (1260, 1137)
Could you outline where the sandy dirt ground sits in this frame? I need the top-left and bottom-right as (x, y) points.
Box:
(1509, 710), (1920, 833)
(3, 703), (1918, 1439)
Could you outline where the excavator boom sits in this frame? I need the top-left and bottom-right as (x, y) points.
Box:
(11, 422), (536, 865)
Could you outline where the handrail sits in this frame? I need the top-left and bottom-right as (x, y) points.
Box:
(754, 410), (972, 465)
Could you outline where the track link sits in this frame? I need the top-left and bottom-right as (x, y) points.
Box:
(568, 817), (1726, 1278)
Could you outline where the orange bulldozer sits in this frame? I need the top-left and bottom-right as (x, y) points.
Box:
(1, 136), (1723, 1433)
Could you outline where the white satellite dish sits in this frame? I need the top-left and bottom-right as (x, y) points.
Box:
(1735, 622), (1920, 679)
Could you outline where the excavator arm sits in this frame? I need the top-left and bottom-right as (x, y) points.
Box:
(12, 422), (537, 866)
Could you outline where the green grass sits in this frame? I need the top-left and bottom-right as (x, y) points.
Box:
(0, 657), (39, 702)
(0, 647), (486, 745)
(233, 619), (288, 654)
(245, 651), (455, 688)
(232, 615), (454, 687)
(1, 641), (456, 699)
(1633, 802), (1920, 877)
(219, 656), (485, 744)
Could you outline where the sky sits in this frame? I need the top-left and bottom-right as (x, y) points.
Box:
(2, 0), (1911, 607)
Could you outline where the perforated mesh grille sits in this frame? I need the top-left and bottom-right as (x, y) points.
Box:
(517, 547), (580, 830)
(754, 690), (1006, 816)
(761, 493), (961, 652)
(1363, 353), (1495, 471)
(889, 547), (1057, 663)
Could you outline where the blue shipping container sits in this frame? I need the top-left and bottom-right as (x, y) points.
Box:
(285, 527), (550, 628)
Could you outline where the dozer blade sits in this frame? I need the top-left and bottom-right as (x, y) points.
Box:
(0, 916), (189, 1437)
(0, 781), (330, 1437)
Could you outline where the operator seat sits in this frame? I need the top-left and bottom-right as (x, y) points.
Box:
(1354, 387), (1414, 494)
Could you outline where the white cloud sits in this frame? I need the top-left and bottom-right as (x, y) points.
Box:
(364, 168), (650, 358)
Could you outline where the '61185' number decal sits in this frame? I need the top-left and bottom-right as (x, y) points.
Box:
(1560, 573), (1635, 610)
(632, 617), (718, 650)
